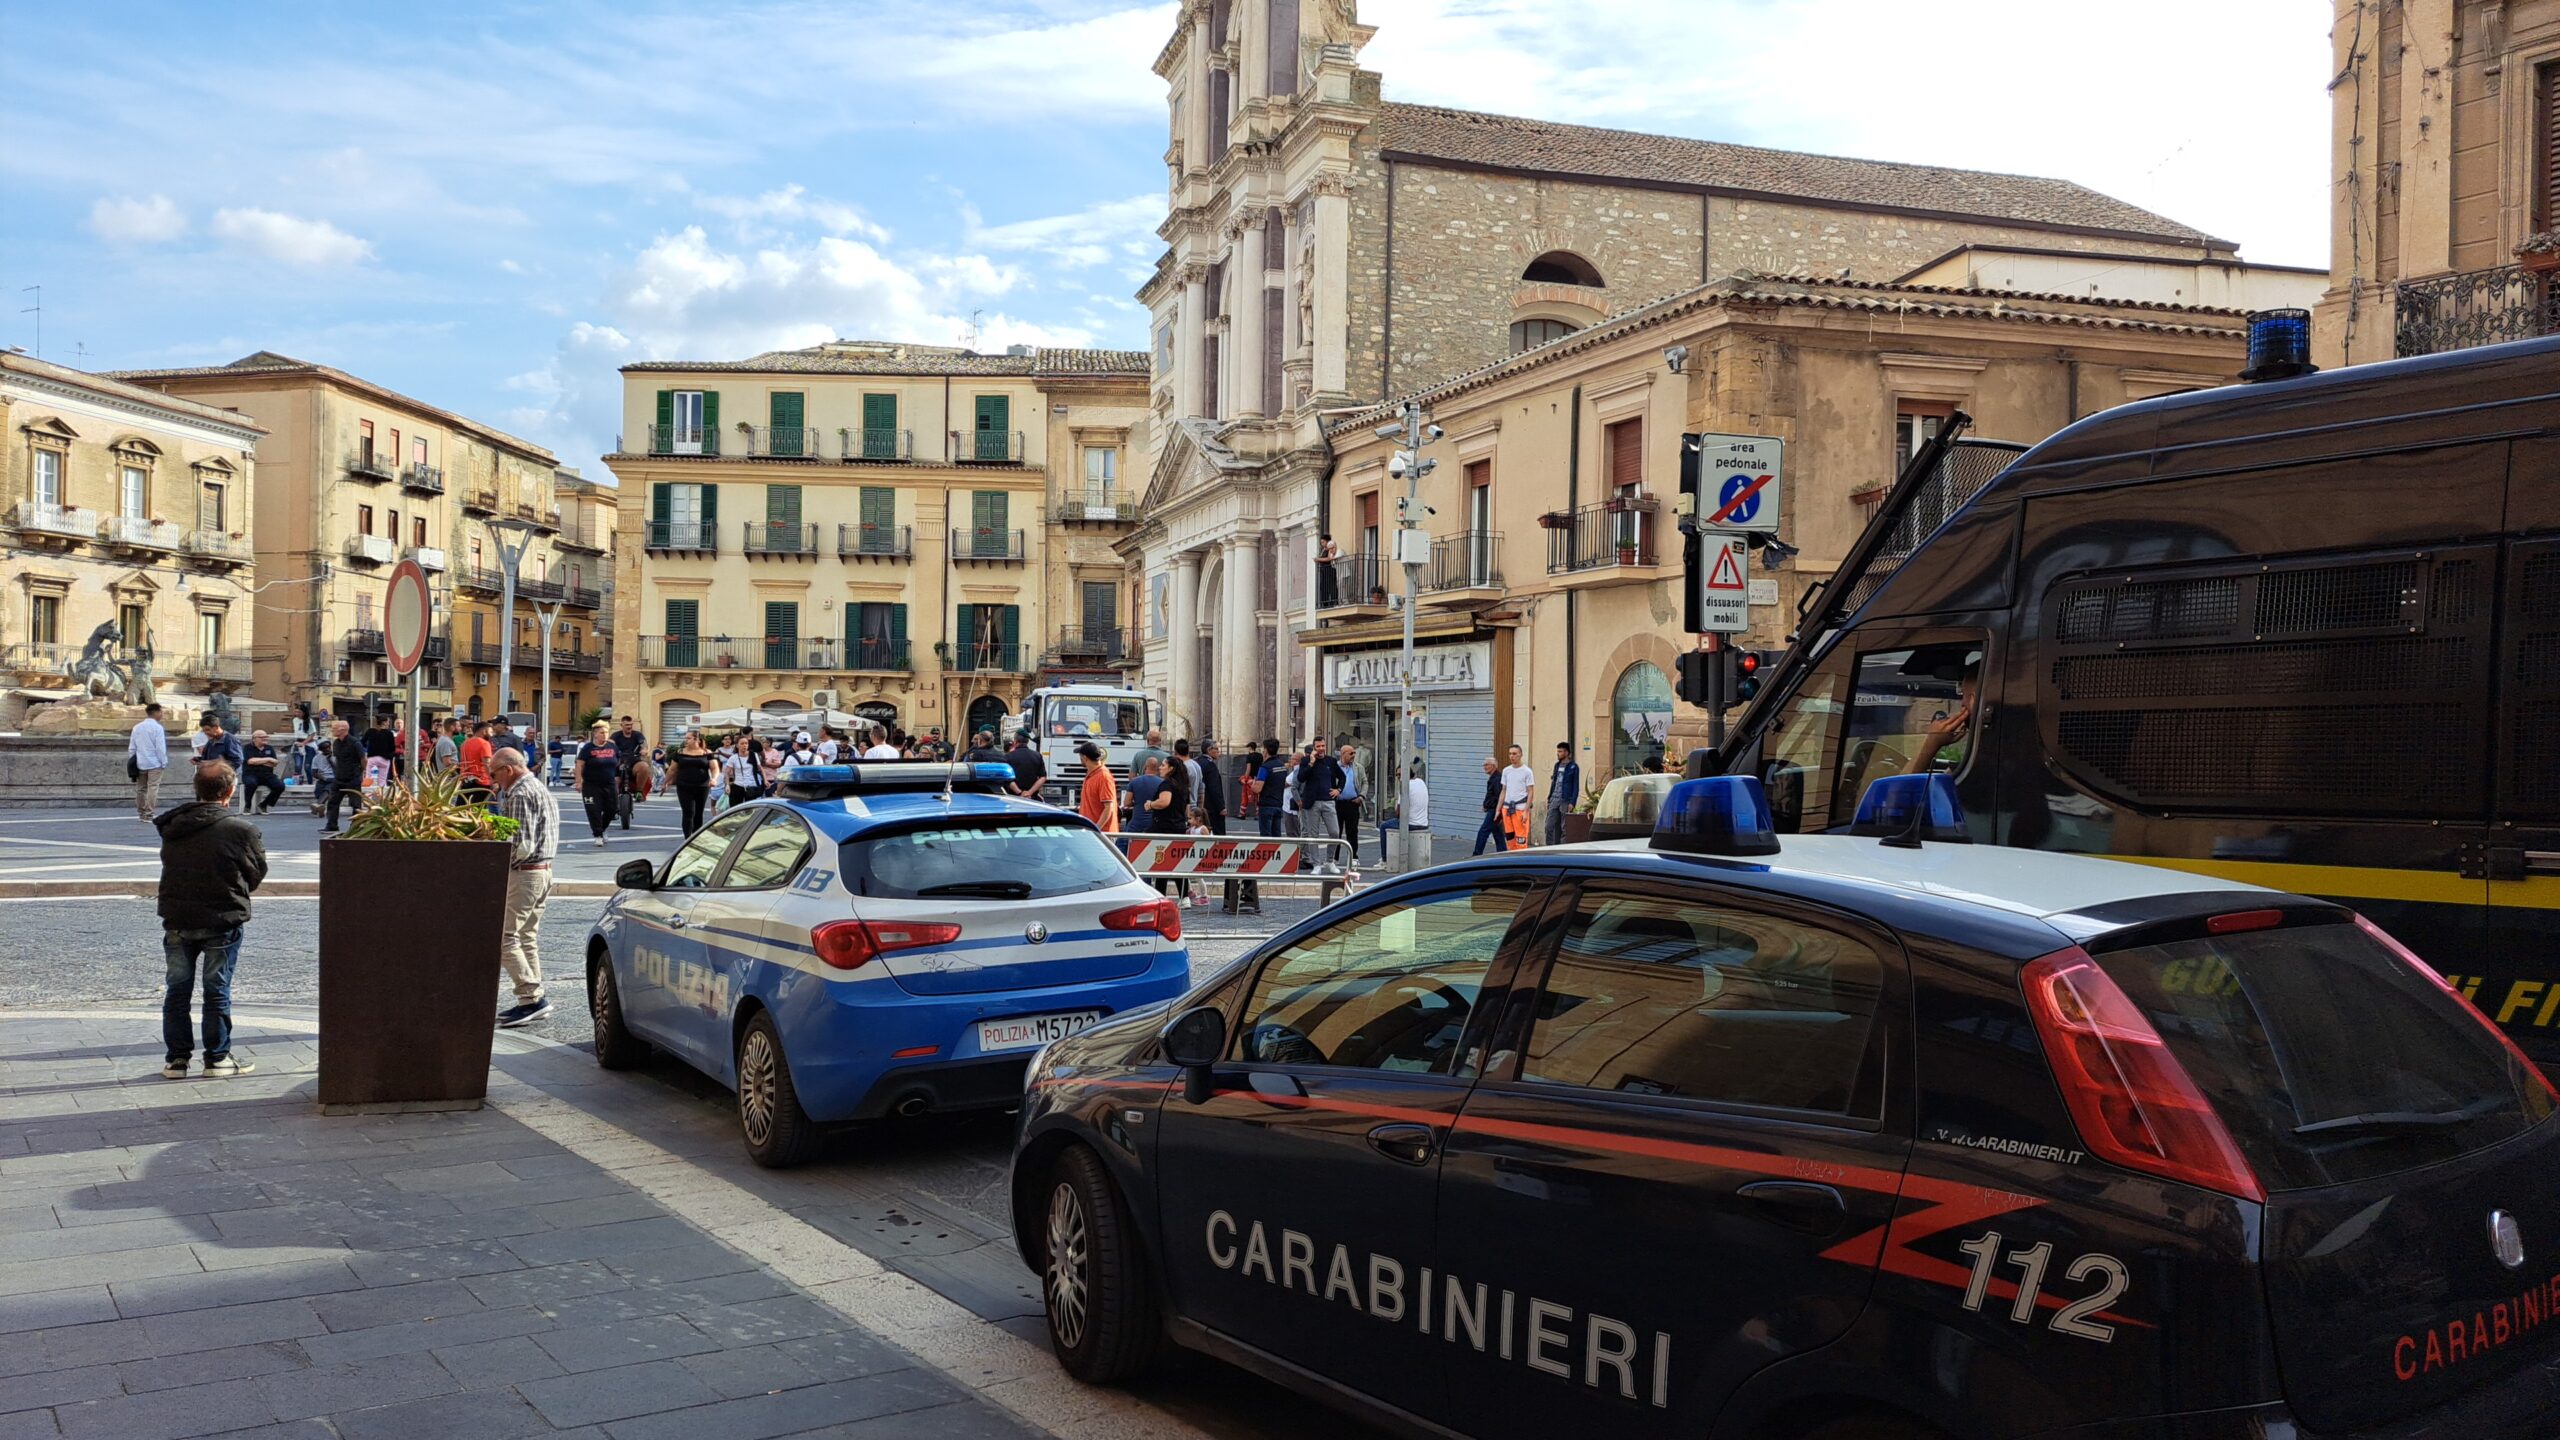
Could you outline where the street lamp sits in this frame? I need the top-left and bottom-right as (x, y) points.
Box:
(485, 517), (538, 727)
(530, 559), (566, 744)
(1384, 401), (1441, 872)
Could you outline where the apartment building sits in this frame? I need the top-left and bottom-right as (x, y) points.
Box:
(445, 465), (615, 729)
(115, 352), (561, 726)
(0, 351), (265, 721)
(606, 341), (1147, 744)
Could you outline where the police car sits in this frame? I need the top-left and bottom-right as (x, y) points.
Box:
(586, 762), (1191, 1167)
(1008, 772), (2560, 1439)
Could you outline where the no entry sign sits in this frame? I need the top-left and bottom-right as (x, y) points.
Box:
(383, 558), (434, 675)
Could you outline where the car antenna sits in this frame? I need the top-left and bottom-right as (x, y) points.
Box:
(942, 759), (955, 806)
(1881, 792), (1929, 850)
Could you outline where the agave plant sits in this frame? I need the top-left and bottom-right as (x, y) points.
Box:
(340, 768), (521, 842)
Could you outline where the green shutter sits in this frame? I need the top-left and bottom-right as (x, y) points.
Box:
(956, 604), (977, 667)
(973, 490), (1007, 531)
(889, 603), (907, 643)
(700, 392), (719, 455)
(664, 598), (698, 668)
(859, 486), (892, 531)
(769, 392), (804, 457)
(844, 602), (861, 652)
(650, 482), (670, 524)
(863, 393), (896, 438)
(766, 484), (801, 525)
(699, 483), (718, 536)
(974, 394), (1009, 461)
(999, 605), (1020, 662)
(655, 390), (672, 449)
(764, 601), (798, 670)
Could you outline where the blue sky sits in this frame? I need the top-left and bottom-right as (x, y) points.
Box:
(0, 0), (2331, 473)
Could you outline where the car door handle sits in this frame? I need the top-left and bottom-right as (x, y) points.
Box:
(664, 914), (686, 929)
(1735, 1181), (1847, 1236)
(1367, 1123), (1438, 1166)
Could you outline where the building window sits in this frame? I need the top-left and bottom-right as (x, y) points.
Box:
(1082, 446), (1117, 491)
(1521, 251), (1604, 287)
(1605, 418), (1644, 491)
(411, 436), (427, 468)
(198, 610), (224, 656)
(1465, 457), (1492, 542)
(1357, 490), (1380, 557)
(1208, 67), (1231, 163)
(2538, 61), (2560, 234)
(413, 516), (427, 548)
(1611, 661), (1674, 777)
(30, 594), (59, 646)
(119, 602), (148, 650)
(1154, 321), (1175, 375)
(1510, 318), (1575, 354)
(120, 465), (149, 520)
(358, 419), (374, 462)
(669, 390), (706, 454)
(1895, 401), (1954, 468)
(387, 509), (401, 542)
(199, 480), (225, 532)
(358, 504), (375, 535)
(32, 447), (62, 508)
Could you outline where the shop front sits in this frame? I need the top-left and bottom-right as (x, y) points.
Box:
(1320, 638), (1497, 845)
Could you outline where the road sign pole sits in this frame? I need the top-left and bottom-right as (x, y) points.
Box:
(408, 669), (423, 779)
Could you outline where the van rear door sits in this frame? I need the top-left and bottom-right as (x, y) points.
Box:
(2089, 915), (2560, 1434)
(2486, 533), (2560, 1067)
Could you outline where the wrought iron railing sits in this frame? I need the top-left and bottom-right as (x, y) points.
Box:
(173, 652), (254, 683)
(645, 424), (720, 457)
(639, 636), (837, 671)
(1051, 624), (1129, 661)
(645, 521), (719, 552)
(845, 637), (912, 671)
(455, 566), (505, 595)
(1, 642), (84, 675)
(749, 426), (821, 459)
(564, 585), (601, 608)
(951, 527), (1026, 562)
(1319, 551), (1387, 607)
(400, 463), (445, 494)
(1057, 489), (1139, 522)
(2395, 263), (2560, 357)
(1424, 530), (1503, 592)
(554, 518), (606, 550)
(518, 573), (564, 602)
(462, 487), (499, 513)
(838, 523), (913, 559)
(743, 522), (820, 557)
(948, 642), (1029, 673)
(951, 429), (1025, 463)
(1545, 497), (1658, 574)
(551, 648), (603, 675)
(840, 427), (912, 461)
(345, 450), (394, 482)
(343, 629), (387, 656)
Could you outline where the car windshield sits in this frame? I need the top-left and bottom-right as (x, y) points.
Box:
(1043, 698), (1144, 739)
(2093, 918), (2555, 1191)
(842, 820), (1130, 901)
(1593, 774), (1672, 825)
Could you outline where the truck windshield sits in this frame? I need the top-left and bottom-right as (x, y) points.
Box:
(1044, 698), (1144, 738)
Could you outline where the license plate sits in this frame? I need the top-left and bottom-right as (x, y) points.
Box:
(976, 1010), (1105, 1053)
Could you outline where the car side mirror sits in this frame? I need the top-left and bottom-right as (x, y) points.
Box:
(1160, 1005), (1227, 1104)
(614, 859), (658, 890)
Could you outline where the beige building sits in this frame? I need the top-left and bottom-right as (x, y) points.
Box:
(1130, 0), (2253, 749)
(0, 352), (265, 723)
(114, 352), (561, 728)
(1312, 275), (2249, 824)
(446, 465), (616, 731)
(604, 342), (1148, 745)
(2316, 0), (2560, 366)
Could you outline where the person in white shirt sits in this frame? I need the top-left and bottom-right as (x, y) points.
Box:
(1498, 744), (1536, 843)
(129, 703), (170, 821)
(814, 732), (840, 764)
(860, 722), (901, 761)
(1400, 763), (1430, 867)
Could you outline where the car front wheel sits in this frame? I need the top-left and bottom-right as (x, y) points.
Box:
(735, 1013), (819, 1167)
(1042, 1144), (1161, 1382)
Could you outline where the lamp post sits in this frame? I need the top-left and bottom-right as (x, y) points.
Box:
(485, 517), (538, 726)
(1376, 402), (1441, 872)
(531, 560), (566, 747)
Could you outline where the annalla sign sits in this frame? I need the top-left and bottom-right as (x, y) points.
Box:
(1325, 642), (1491, 696)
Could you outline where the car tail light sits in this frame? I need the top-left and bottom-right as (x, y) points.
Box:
(1101, 897), (1182, 943)
(2204, 908), (2286, 935)
(810, 919), (963, 972)
(2355, 914), (2560, 1105)
(2021, 947), (2264, 1202)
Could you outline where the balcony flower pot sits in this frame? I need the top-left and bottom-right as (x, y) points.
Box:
(1617, 545), (1639, 565)
(317, 773), (519, 1111)
(1536, 511), (1570, 530)
(2518, 233), (2560, 277)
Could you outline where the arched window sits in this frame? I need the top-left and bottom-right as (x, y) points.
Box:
(1510, 318), (1576, 354)
(1610, 661), (1673, 777)
(1521, 251), (1603, 287)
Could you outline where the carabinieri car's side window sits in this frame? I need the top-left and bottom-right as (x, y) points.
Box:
(1514, 882), (1889, 1120)
(661, 808), (759, 889)
(719, 811), (812, 890)
(1229, 881), (1537, 1076)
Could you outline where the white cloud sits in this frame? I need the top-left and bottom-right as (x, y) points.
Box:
(695, 184), (890, 243)
(208, 208), (374, 267)
(964, 193), (1160, 269)
(87, 194), (187, 245)
(498, 258), (525, 274)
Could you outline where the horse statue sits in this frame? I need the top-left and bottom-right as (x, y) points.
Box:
(66, 621), (129, 701)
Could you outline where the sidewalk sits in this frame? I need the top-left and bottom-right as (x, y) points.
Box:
(0, 1011), (1214, 1440)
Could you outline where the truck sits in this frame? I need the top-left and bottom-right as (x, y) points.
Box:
(1013, 684), (1162, 805)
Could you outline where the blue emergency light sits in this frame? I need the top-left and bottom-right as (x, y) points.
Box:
(775, 762), (1017, 798)
(2240, 309), (2316, 384)
(1649, 775), (1782, 857)
(1849, 773), (1970, 846)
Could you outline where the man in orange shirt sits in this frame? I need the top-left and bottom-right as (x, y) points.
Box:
(1075, 742), (1118, 833)
(458, 719), (495, 803)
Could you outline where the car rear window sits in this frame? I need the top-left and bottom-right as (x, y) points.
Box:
(842, 820), (1129, 901)
(2093, 920), (2555, 1191)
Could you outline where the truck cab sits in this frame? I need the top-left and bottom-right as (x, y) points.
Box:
(1017, 684), (1161, 804)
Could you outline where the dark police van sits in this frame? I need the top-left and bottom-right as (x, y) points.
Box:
(1712, 330), (2560, 1071)
(1010, 774), (2560, 1438)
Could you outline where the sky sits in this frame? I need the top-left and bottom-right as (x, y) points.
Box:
(0, 0), (2332, 475)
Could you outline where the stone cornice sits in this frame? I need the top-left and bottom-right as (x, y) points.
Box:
(0, 371), (265, 448)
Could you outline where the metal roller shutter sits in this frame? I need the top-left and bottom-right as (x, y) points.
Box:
(1419, 693), (1495, 835)
(659, 699), (701, 742)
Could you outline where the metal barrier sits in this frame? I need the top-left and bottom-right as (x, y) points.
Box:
(1102, 832), (1359, 906)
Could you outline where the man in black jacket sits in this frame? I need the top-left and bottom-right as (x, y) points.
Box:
(156, 762), (268, 1078)
(322, 719), (366, 833)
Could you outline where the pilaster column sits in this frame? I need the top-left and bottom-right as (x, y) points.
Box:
(1233, 216), (1267, 420)
(1309, 173), (1351, 398)
(1178, 264), (1209, 420)
(1224, 533), (1261, 743)
(1169, 549), (1200, 738)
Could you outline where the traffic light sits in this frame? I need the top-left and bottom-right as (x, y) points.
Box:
(1730, 650), (1766, 707)
(1677, 649), (1715, 707)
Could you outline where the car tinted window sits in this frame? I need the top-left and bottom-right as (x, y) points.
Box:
(1833, 641), (1982, 817)
(664, 809), (757, 888)
(2096, 921), (2556, 1191)
(844, 820), (1126, 901)
(723, 812), (811, 889)
(1520, 888), (1885, 1117)
(1234, 883), (1531, 1075)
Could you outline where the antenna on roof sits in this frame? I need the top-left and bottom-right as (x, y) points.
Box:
(963, 310), (982, 353)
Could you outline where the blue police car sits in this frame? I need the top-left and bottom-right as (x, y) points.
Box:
(586, 762), (1192, 1166)
(1009, 773), (2560, 1438)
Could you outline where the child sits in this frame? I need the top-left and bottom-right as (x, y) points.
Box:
(1184, 806), (1214, 906)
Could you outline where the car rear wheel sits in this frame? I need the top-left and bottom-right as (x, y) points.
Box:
(1041, 1144), (1161, 1383)
(736, 1013), (819, 1168)
(588, 953), (646, 1071)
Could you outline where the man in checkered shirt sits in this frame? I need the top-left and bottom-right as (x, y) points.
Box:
(489, 746), (559, 1029)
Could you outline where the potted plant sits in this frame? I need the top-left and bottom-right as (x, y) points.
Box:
(317, 770), (518, 1110)
(2518, 232), (2560, 277)
(1536, 510), (1571, 530)
(1617, 541), (1639, 565)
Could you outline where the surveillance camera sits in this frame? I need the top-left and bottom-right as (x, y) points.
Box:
(1374, 423), (1404, 441)
(1387, 453), (1410, 478)
(1662, 344), (1690, 373)
(1424, 424), (1445, 442)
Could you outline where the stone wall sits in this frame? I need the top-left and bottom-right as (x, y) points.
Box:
(1705, 197), (2211, 283)
(0, 735), (138, 808)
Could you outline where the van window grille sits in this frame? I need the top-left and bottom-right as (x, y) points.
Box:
(2252, 561), (2419, 635)
(2052, 636), (2470, 703)
(2056, 705), (2469, 811)
(1831, 439), (2023, 620)
(2055, 576), (2240, 644)
(2429, 560), (2480, 625)
(2506, 546), (2560, 816)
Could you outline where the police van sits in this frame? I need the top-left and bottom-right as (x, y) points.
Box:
(585, 762), (1191, 1166)
(1715, 328), (2560, 1068)
(1010, 773), (2560, 1438)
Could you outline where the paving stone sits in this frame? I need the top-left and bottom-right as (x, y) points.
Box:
(110, 1258), (360, 1319)
(307, 1278), (489, 1333)
(0, 1214), (219, 1264)
(255, 1353), (461, 1420)
(463, 1260), (630, 1310)
(192, 1422), (336, 1440)
(138, 1298), (329, 1357)
(0, 1284), (117, 1335)
(792, 1399), (1048, 1440)
(518, 1356), (726, 1428)
(447, 1172), (635, 1216)
(342, 1239), (526, 1287)
(503, 1216), (703, 1267)
(4, 1361), (123, 1409)
(601, 1242), (754, 1286)
(497, 1152), (603, 1182)
(113, 1340), (312, 1394)
(531, 1313), (722, 1374)
(0, 1409), (61, 1440)
(691, 1295), (859, 1350)
(293, 1304), (554, 1366)
(332, 1386), (554, 1440)
(380, 1161), (522, 1194)
(192, 1241), (352, 1274)
(768, 1329), (907, 1384)
(538, 1267), (794, 1329)
(53, 1373), (280, 1440)
(0, 1245), (204, 1298)
(0, 1204), (61, 1234)
(61, 1181), (273, 1223)
(530, 1191), (666, 1228)
(597, 1368), (957, 1440)
(675, 1341), (823, 1400)
(431, 1333), (565, 1387)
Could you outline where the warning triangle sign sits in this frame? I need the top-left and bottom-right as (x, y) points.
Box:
(1705, 543), (1748, 591)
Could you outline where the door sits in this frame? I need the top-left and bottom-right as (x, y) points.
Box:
(1436, 879), (1910, 1438)
(1153, 877), (1547, 1422)
(1079, 581), (1118, 658)
(862, 394), (897, 459)
(685, 809), (815, 1072)
(858, 487), (894, 551)
(671, 391), (705, 455)
(975, 394), (1010, 461)
(664, 599), (698, 670)
(764, 601), (799, 672)
(972, 491), (1009, 557)
(617, 809), (759, 1052)
(2487, 536), (2560, 1062)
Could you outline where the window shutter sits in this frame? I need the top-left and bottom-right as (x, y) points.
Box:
(769, 392), (803, 429)
(860, 486), (892, 532)
(2540, 62), (2560, 232)
(701, 391), (719, 454)
(655, 391), (672, 430)
(956, 605), (977, 653)
(1608, 420), (1643, 488)
(699, 483), (718, 531)
(889, 603), (907, 646)
(973, 490), (1007, 533)
(975, 394), (1009, 434)
(766, 484), (801, 527)
(766, 602), (796, 642)
(665, 599), (698, 637)
(864, 393), (895, 431)
(1000, 604), (1020, 654)
(1466, 459), (1491, 488)
(650, 483), (671, 525)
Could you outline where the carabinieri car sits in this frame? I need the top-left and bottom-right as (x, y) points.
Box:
(1010, 773), (2560, 1439)
(587, 762), (1191, 1166)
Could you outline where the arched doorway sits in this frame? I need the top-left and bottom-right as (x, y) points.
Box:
(965, 695), (1008, 746)
(1610, 661), (1672, 777)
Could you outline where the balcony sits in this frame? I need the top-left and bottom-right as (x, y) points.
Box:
(1317, 551), (1388, 611)
(838, 523), (913, 561)
(1049, 624), (1129, 665)
(10, 502), (97, 547)
(839, 427), (913, 462)
(645, 520), (719, 554)
(173, 651), (254, 685)
(564, 584), (601, 609)
(462, 487), (499, 514)
(950, 527), (1026, 564)
(554, 518), (607, 552)
(342, 533), (399, 567)
(182, 530), (253, 568)
(1544, 496), (1660, 582)
(951, 429), (1024, 464)
(1057, 489), (1139, 524)
(2395, 263), (2560, 358)
(343, 628), (386, 657)
(644, 424), (719, 457)
(517, 573), (565, 602)
(103, 515), (180, 554)
(400, 463), (445, 495)
(746, 426), (821, 460)
(1, 642), (83, 677)
(743, 521), (820, 559)
(844, 637), (911, 672)
(948, 641), (1030, 674)
(1423, 530), (1505, 598)
(513, 503), (561, 532)
(455, 566), (505, 596)
(637, 636), (843, 672)
(408, 546), (447, 572)
(345, 449), (394, 483)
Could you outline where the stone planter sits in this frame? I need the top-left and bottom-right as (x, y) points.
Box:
(317, 838), (510, 1110)
(1560, 811), (1594, 844)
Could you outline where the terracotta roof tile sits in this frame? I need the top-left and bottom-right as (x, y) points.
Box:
(622, 340), (1146, 379)
(1376, 102), (2226, 248)
(107, 351), (553, 461)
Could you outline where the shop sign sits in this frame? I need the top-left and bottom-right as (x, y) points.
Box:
(1325, 642), (1490, 697)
